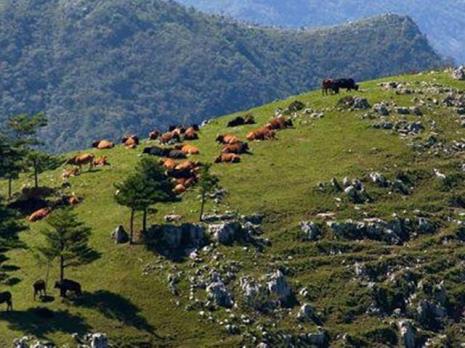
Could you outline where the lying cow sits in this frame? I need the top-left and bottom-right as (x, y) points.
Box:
(28, 208), (51, 222)
(92, 140), (114, 149)
(266, 116), (293, 130)
(215, 153), (241, 163)
(143, 146), (170, 157)
(33, 279), (46, 300)
(160, 158), (177, 170)
(222, 142), (249, 154)
(94, 156), (110, 167)
(227, 115), (256, 127)
(149, 130), (161, 140)
(246, 128), (275, 141)
(62, 167), (80, 180)
(67, 153), (95, 170)
(183, 127), (199, 140)
(122, 135), (140, 149)
(173, 184), (186, 195)
(55, 279), (82, 297)
(67, 194), (80, 206)
(216, 134), (240, 145)
(160, 131), (181, 144)
(167, 150), (187, 159)
(177, 144), (200, 155)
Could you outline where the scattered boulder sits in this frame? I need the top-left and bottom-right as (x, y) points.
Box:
(146, 224), (206, 252)
(164, 214), (182, 223)
(352, 97), (370, 110)
(369, 172), (389, 187)
(111, 225), (129, 244)
(397, 320), (416, 348)
(452, 66), (465, 80)
(86, 333), (108, 348)
(297, 303), (317, 322)
(300, 221), (322, 241)
(206, 274), (234, 308)
(267, 270), (294, 307)
(209, 222), (243, 245)
(373, 103), (389, 116)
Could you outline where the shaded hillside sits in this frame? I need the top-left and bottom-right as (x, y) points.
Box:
(0, 0), (441, 152)
(177, 0), (465, 64)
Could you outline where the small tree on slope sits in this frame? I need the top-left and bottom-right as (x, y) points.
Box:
(197, 164), (219, 221)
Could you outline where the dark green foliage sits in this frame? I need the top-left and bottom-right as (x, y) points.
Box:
(0, 1), (442, 152)
(177, 0), (465, 63)
(114, 158), (174, 242)
(36, 208), (96, 287)
(197, 164), (219, 221)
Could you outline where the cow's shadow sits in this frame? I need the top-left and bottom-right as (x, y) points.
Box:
(0, 307), (90, 339)
(75, 290), (158, 336)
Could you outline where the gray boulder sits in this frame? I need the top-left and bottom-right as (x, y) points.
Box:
(297, 303), (316, 322)
(267, 270), (293, 305)
(111, 225), (129, 244)
(369, 172), (389, 187)
(208, 222), (243, 245)
(89, 333), (108, 348)
(305, 330), (329, 347)
(206, 278), (234, 308)
(397, 320), (416, 348)
(373, 103), (389, 116)
(352, 97), (370, 110)
(300, 221), (322, 241)
(452, 66), (465, 80)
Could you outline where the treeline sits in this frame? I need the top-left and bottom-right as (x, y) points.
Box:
(0, 0), (442, 152)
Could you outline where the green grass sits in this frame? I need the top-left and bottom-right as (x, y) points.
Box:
(1, 70), (465, 346)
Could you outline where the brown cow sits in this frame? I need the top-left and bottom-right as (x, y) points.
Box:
(62, 167), (80, 180)
(160, 132), (180, 144)
(246, 128), (275, 141)
(184, 127), (198, 140)
(122, 135), (139, 149)
(160, 158), (177, 171)
(67, 154), (95, 170)
(215, 153), (241, 163)
(216, 134), (240, 144)
(67, 194), (80, 206)
(149, 130), (161, 140)
(266, 116), (293, 130)
(92, 140), (114, 149)
(222, 142), (249, 154)
(93, 156), (110, 167)
(179, 144), (200, 155)
(173, 184), (186, 195)
(321, 79), (334, 95)
(175, 160), (198, 172)
(28, 208), (50, 222)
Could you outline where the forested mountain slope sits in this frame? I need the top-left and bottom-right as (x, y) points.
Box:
(177, 0), (465, 63)
(0, 0), (441, 151)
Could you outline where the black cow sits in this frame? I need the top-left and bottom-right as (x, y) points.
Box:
(0, 291), (12, 311)
(167, 150), (187, 159)
(33, 279), (46, 300)
(331, 79), (359, 94)
(143, 146), (170, 157)
(55, 279), (82, 297)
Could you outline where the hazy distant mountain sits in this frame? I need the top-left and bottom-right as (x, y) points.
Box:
(177, 0), (465, 63)
(0, 0), (441, 151)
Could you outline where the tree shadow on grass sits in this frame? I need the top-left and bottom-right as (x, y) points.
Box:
(0, 307), (90, 339)
(75, 290), (160, 337)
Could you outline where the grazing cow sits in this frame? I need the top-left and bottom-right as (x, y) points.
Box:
(62, 167), (80, 180)
(215, 153), (241, 163)
(149, 130), (161, 140)
(179, 144), (200, 155)
(122, 135), (140, 149)
(67, 153), (95, 170)
(54, 279), (82, 297)
(93, 156), (110, 167)
(246, 128), (276, 141)
(28, 208), (50, 222)
(183, 127), (198, 140)
(216, 134), (240, 145)
(173, 184), (186, 195)
(331, 78), (359, 94)
(160, 158), (177, 170)
(0, 291), (12, 311)
(92, 140), (114, 149)
(222, 142), (249, 154)
(321, 79), (334, 95)
(167, 150), (187, 159)
(33, 280), (46, 300)
(266, 116), (293, 130)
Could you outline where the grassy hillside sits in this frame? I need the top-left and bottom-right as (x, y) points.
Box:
(0, 0), (442, 152)
(177, 0), (465, 64)
(1, 70), (465, 346)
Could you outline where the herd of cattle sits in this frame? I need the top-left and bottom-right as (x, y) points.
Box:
(1, 78), (361, 311)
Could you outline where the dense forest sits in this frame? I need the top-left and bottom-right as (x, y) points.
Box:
(0, 0), (442, 152)
(177, 0), (465, 64)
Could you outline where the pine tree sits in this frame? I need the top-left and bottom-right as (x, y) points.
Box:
(114, 158), (174, 243)
(197, 164), (219, 221)
(36, 208), (95, 296)
(0, 136), (23, 199)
